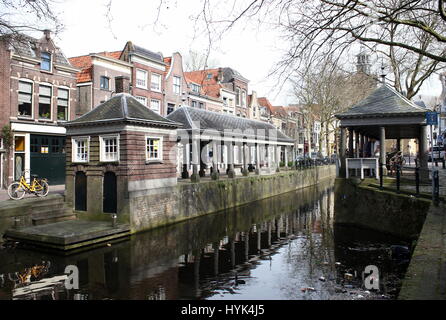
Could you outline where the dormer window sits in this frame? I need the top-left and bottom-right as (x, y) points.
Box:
(191, 83), (200, 93)
(41, 52), (51, 72)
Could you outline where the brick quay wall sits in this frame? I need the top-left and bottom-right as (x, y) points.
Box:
(129, 165), (336, 233)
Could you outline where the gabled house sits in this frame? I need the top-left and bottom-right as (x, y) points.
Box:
(248, 91), (261, 120)
(184, 68), (225, 113)
(68, 51), (132, 117)
(0, 30), (79, 186)
(163, 52), (189, 115)
(184, 67), (249, 117)
(120, 41), (166, 115)
(257, 97), (273, 123)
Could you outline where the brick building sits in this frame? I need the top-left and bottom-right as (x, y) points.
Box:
(68, 51), (132, 117)
(0, 30), (79, 186)
(120, 41), (166, 115)
(64, 77), (180, 217)
(184, 67), (250, 117)
(163, 52), (189, 115)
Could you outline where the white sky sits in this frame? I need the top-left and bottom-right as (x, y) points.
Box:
(46, 0), (442, 105)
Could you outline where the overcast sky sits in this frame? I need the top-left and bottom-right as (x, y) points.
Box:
(49, 0), (442, 105)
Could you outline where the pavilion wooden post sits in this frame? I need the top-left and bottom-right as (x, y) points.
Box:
(379, 126), (387, 175)
(348, 128), (354, 158)
(191, 135), (200, 183)
(340, 127), (347, 177)
(211, 139), (219, 180)
(419, 125), (429, 181)
(285, 146), (289, 169)
(242, 141), (249, 176)
(396, 138), (401, 152)
(355, 131), (360, 158)
(181, 141), (190, 179)
(275, 145), (280, 172)
(255, 143), (261, 175)
(265, 144), (270, 172)
(228, 141), (235, 178)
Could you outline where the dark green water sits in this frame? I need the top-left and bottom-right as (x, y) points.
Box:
(0, 179), (411, 300)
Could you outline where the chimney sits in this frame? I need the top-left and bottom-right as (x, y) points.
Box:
(43, 29), (51, 40)
(217, 67), (223, 83)
(115, 76), (131, 94)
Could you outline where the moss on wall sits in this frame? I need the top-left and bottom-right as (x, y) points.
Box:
(334, 178), (431, 239)
(130, 165), (336, 233)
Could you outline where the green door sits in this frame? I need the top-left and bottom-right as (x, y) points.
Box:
(30, 135), (66, 185)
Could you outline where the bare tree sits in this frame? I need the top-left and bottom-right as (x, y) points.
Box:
(187, 0), (446, 95)
(0, 0), (62, 37)
(184, 49), (219, 71)
(292, 58), (376, 155)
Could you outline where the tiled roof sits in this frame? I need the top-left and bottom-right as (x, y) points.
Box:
(221, 67), (249, 83)
(68, 51), (123, 83)
(7, 33), (72, 66)
(68, 55), (93, 83)
(271, 106), (288, 118)
(167, 106), (294, 143)
(65, 93), (180, 128)
(98, 51), (122, 60)
(164, 57), (172, 75)
(257, 97), (274, 113)
(336, 84), (427, 119)
(185, 69), (223, 99)
(131, 44), (164, 62)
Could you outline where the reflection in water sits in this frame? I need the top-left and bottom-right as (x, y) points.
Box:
(0, 179), (410, 300)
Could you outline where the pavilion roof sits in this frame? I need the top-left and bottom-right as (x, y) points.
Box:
(336, 84), (426, 119)
(167, 106), (294, 143)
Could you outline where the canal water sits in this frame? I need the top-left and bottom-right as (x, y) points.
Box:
(0, 179), (412, 300)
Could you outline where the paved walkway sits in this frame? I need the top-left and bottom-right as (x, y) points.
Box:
(377, 159), (446, 197)
(0, 184), (65, 202)
(399, 201), (446, 299)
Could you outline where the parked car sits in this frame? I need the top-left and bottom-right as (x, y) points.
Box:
(428, 146), (445, 162)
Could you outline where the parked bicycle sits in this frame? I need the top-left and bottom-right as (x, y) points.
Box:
(7, 170), (49, 200)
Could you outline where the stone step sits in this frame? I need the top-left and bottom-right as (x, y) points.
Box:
(31, 202), (66, 215)
(30, 198), (65, 209)
(32, 212), (77, 226)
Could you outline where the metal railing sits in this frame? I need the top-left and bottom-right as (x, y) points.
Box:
(376, 162), (441, 202)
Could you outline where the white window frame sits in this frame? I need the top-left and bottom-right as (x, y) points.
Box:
(145, 135), (163, 162)
(136, 69), (148, 89)
(135, 96), (147, 106)
(40, 52), (52, 72)
(150, 73), (162, 92)
(57, 86), (70, 121)
(192, 83), (200, 93)
(18, 79), (34, 118)
(72, 137), (90, 163)
(99, 134), (120, 162)
(173, 76), (181, 95)
(38, 83), (52, 120)
(150, 99), (161, 114)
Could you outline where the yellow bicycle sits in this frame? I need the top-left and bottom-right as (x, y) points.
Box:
(7, 171), (49, 200)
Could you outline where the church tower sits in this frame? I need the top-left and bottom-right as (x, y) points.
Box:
(356, 47), (371, 75)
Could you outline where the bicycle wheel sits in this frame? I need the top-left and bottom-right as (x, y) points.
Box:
(8, 182), (26, 200)
(36, 180), (49, 197)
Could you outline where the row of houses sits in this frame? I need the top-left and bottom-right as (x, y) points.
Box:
(0, 30), (322, 188)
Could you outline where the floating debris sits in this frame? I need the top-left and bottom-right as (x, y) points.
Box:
(301, 287), (316, 292)
(344, 273), (354, 280)
(319, 276), (326, 282)
(335, 262), (342, 266)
